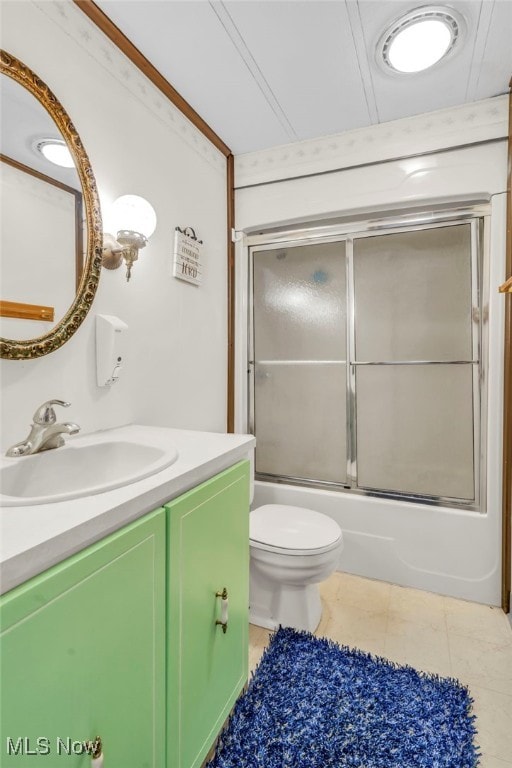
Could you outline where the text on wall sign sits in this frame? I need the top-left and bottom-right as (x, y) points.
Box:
(173, 227), (203, 286)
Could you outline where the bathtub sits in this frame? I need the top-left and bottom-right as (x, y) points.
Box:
(252, 479), (500, 606)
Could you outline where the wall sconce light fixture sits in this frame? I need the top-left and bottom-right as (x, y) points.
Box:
(102, 195), (157, 281)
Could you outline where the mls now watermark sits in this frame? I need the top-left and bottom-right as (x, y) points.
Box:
(6, 737), (89, 756)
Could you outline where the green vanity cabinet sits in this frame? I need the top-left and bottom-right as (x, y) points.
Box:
(0, 459), (250, 768)
(0, 508), (166, 767)
(166, 460), (250, 768)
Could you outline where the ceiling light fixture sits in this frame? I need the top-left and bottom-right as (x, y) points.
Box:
(34, 138), (75, 168)
(378, 6), (463, 74)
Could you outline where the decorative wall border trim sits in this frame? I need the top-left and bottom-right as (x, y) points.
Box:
(72, 0), (229, 157)
(34, 0), (227, 174)
(235, 95), (509, 188)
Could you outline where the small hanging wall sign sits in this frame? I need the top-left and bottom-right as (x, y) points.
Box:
(173, 226), (203, 286)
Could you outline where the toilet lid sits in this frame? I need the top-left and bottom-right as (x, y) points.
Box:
(250, 504), (342, 552)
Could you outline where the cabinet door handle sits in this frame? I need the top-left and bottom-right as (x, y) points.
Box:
(215, 587), (229, 633)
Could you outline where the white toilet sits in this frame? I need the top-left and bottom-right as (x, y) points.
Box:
(249, 503), (343, 632)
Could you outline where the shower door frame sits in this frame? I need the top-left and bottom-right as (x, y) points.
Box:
(247, 203), (490, 513)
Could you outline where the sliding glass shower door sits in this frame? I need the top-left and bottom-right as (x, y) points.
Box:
(352, 224), (476, 501)
(249, 212), (483, 508)
(251, 241), (348, 484)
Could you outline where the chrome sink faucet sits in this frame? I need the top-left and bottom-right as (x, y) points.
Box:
(6, 400), (80, 457)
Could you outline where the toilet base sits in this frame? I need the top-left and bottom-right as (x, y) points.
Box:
(249, 575), (322, 633)
(248, 507), (343, 634)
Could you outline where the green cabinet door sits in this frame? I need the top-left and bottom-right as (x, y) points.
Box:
(0, 508), (166, 767)
(166, 461), (250, 768)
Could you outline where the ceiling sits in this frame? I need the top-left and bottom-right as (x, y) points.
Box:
(0, 76), (80, 189)
(95, 1), (511, 156)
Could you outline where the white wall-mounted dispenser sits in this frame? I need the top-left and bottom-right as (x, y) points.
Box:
(96, 314), (129, 387)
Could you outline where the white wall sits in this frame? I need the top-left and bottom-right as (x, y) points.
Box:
(235, 126), (507, 605)
(0, 1), (228, 451)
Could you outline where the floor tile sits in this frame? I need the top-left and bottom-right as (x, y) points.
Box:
(448, 633), (512, 696)
(470, 684), (512, 763)
(248, 624), (271, 673)
(388, 583), (447, 631)
(323, 601), (388, 657)
(446, 602), (512, 645)
(318, 571), (345, 602)
(331, 571), (392, 613)
(478, 757), (512, 768)
(384, 617), (452, 677)
(316, 597), (332, 637)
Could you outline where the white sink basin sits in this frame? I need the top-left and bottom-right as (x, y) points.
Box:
(0, 427), (179, 506)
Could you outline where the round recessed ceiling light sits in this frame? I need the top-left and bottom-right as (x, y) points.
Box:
(34, 138), (75, 168)
(378, 7), (463, 74)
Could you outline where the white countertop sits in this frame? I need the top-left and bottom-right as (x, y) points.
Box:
(0, 424), (255, 595)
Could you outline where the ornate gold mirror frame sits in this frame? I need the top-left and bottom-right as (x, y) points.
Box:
(0, 50), (102, 360)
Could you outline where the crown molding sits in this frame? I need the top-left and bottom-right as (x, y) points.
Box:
(234, 95), (509, 188)
(33, 1), (226, 175)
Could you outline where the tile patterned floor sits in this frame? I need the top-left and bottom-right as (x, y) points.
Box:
(248, 572), (512, 767)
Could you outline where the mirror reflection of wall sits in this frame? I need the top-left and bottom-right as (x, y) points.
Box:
(0, 158), (79, 339)
(0, 73), (85, 339)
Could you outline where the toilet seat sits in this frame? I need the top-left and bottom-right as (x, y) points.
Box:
(250, 504), (342, 557)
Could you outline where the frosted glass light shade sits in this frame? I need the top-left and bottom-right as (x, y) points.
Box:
(379, 7), (462, 74)
(110, 195), (157, 239)
(36, 139), (75, 168)
(388, 20), (452, 72)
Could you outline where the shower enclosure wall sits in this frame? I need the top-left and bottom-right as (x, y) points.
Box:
(249, 211), (483, 511)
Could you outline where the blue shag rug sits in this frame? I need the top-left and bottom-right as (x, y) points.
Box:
(207, 627), (479, 768)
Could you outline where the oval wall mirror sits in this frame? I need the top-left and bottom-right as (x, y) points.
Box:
(0, 50), (102, 360)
